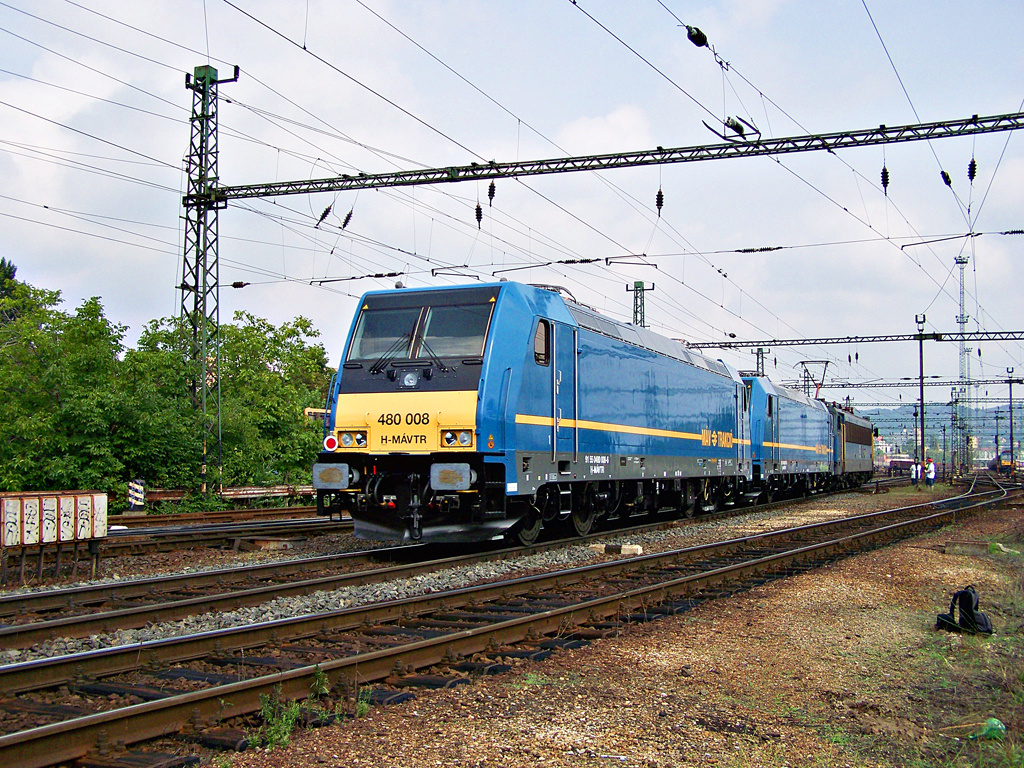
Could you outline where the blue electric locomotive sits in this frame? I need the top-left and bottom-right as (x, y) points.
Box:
(312, 281), (871, 544)
(313, 282), (754, 544)
(743, 376), (834, 499)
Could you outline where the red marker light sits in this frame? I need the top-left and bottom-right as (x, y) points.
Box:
(323, 435), (339, 451)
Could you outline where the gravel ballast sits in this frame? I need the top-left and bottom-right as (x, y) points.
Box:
(219, 490), (1022, 768)
(12, 486), (1022, 767)
(7, 491), (917, 663)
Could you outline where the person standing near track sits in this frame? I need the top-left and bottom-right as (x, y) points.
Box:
(911, 460), (921, 486)
(925, 457), (936, 488)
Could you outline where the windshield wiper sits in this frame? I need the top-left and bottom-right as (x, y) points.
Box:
(368, 333), (412, 374)
(416, 336), (449, 372)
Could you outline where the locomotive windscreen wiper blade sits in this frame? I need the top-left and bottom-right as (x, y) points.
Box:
(416, 336), (448, 372)
(368, 333), (412, 374)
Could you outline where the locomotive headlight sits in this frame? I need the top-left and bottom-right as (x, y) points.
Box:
(443, 431), (457, 446)
(354, 432), (367, 448)
(340, 432), (354, 448)
(458, 430), (473, 447)
(401, 371), (419, 388)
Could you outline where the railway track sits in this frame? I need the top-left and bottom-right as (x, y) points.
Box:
(102, 516), (350, 556)
(0, 481), (1010, 768)
(0, 510), (755, 648)
(0, 511), (346, 587)
(2, 477), (910, 587)
(106, 506), (319, 528)
(0, 482), (892, 645)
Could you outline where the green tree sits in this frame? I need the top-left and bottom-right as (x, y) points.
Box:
(0, 273), (331, 497)
(0, 258), (27, 324)
(0, 287), (202, 493)
(0, 284), (123, 489)
(217, 312), (331, 486)
(121, 317), (204, 489)
(0, 257), (16, 294)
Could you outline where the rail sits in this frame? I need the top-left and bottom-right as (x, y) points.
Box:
(0, 484), (1012, 767)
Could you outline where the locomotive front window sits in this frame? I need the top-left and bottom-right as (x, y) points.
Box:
(347, 307), (419, 361)
(347, 302), (493, 362)
(419, 303), (493, 357)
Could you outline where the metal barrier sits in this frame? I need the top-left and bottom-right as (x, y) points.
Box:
(142, 485), (315, 504)
(0, 491), (107, 584)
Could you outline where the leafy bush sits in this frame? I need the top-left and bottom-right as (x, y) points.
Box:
(0, 269), (332, 500)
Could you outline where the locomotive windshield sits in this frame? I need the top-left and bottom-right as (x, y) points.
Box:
(347, 300), (495, 362)
(347, 307), (419, 360)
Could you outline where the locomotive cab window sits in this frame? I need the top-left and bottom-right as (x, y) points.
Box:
(347, 299), (495, 362)
(347, 307), (419, 361)
(534, 319), (550, 366)
(419, 304), (493, 358)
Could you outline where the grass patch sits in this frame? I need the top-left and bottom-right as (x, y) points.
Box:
(972, 739), (1024, 768)
(248, 683), (345, 752)
(820, 723), (853, 745)
(254, 690), (304, 750)
(516, 672), (551, 687)
(850, 548), (1024, 766)
(884, 483), (959, 500)
(721, 739), (857, 768)
(354, 687), (371, 718)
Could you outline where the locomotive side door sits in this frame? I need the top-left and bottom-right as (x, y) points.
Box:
(737, 382), (750, 478)
(752, 406), (764, 481)
(551, 322), (578, 465)
(839, 419), (847, 475)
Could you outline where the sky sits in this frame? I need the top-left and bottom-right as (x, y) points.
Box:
(1, 0), (1023, 416)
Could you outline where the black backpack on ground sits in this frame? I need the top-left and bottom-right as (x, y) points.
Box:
(935, 585), (994, 635)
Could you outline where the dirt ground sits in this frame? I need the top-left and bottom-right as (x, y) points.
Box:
(218, 490), (1024, 768)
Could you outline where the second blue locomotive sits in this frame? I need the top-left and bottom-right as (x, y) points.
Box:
(312, 282), (873, 544)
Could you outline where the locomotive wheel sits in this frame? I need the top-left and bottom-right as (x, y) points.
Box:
(699, 479), (720, 513)
(514, 510), (543, 546)
(567, 503), (597, 537)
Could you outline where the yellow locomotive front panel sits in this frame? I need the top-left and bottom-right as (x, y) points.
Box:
(329, 390), (478, 453)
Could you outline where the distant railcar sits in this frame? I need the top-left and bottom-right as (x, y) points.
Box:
(828, 405), (875, 488)
(987, 449), (1014, 474)
(312, 282), (872, 544)
(743, 376), (834, 500)
(887, 457), (914, 476)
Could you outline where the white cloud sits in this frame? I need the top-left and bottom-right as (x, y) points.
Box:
(556, 105), (654, 156)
